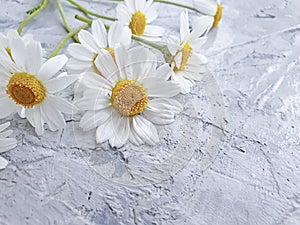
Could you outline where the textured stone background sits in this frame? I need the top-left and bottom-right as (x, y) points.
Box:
(1, 0), (300, 224)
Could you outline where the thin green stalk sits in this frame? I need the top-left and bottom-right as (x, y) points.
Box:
(153, 0), (203, 14)
(49, 24), (89, 58)
(56, 0), (79, 42)
(75, 15), (110, 29)
(110, 0), (206, 15)
(131, 35), (165, 52)
(18, 0), (49, 34)
(67, 0), (117, 21)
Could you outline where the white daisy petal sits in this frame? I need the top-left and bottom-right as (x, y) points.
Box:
(37, 54), (68, 81)
(132, 115), (159, 146)
(95, 49), (119, 81)
(172, 71), (195, 94)
(189, 37), (207, 52)
(116, 4), (132, 23)
(44, 74), (78, 93)
(135, 0), (146, 11)
(82, 72), (112, 91)
(144, 98), (182, 125)
(144, 25), (165, 37)
(193, 0), (218, 16)
(79, 109), (111, 131)
(144, 2), (158, 23)
(96, 118), (114, 144)
(67, 58), (91, 71)
(180, 10), (190, 43)
(0, 97), (19, 118)
(124, 0), (135, 13)
(191, 16), (214, 39)
(47, 95), (77, 114)
(25, 41), (42, 75)
(142, 77), (180, 98)
(78, 30), (100, 52)
(68, 43), (95, 61)
(40, 98), (66, 131)
(91, 19), (108, 48)
(150, 63), (172, 80)
(109, 112), (130, 148)
(76, 95), (110, 111)
(25, 105), (45, 136)
(11, 37), (26, 69)
(108, 22), (132, 47)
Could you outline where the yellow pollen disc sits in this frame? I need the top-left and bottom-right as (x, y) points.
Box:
(6, 72), (47, 108)
(5, 48), (14, 62)
(213, 4), (223, 27)
(110, 80), (148, 117)
(173, 42), (193, 72)
(129, 11), (147, 36)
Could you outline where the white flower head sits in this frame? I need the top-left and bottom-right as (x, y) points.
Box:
(67, 20), (132, 74)
(193, 0), (223, 27)
(0, 122), (17, 170)
(166, 10), (211, 94)
(76, 45), (182, 147)
(0, 37), (78, 135)
(0, 29), (33, 62)
(116, 0), (164, 41)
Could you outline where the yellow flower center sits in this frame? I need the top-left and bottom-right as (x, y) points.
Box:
(5, 48), (14, 61)
(172, 43), (193, 72)
(92, 48), (115, 75)
(129, 11), (147, 36)
(6, 72), (46, 108)
(213, 4), (223, 27)
(110, 80), (148, 117)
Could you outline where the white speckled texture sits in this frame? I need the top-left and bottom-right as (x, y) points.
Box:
(1, 0), (300, 224)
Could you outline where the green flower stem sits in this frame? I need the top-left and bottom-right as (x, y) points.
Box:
(110, 0), (205, 15)
(56, 0), (79, 42)
(17, 0), (49, 34)
(67, 0), (117, 21)
(75, 15), (110, 29)
(131, 35), (165, 52)
(74, 15), (165, 52)
(153, 0), (203, 14)
(49, 24), (89, 58)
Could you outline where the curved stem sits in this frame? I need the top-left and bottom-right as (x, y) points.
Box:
(110, 0), (206, 15)
(75, 15), (110, 29)
(49, 24), (89, 58)
(18, 0), (49, 34)
(67, 0), (117, 21)
(153, 0), (203, 14)
(131, 35), (164, 52)
(56, 0), (79, 42)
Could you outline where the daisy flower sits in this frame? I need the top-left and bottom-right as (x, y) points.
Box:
(0, 122), (17, 170)
(116, 0), (164, 41)
(67, 20), (132, 74)
(166, 10), (211, 94)
(0, 38), (78, 135)
(0, 29), (33, 62)
(193, 0), (223, 27)
(76, 45), (182, 147)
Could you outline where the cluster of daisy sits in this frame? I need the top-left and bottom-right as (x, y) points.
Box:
(0, 0), (223, 169)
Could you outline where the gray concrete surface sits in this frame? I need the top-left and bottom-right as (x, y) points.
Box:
(0, 0), (300, 224)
